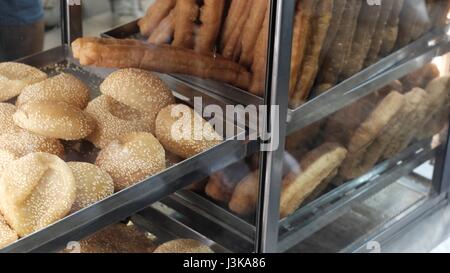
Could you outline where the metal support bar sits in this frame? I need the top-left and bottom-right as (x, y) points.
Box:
(255, 0), (295, 253)
(60, 0), (83, 45)
(432, 116), (450, 194)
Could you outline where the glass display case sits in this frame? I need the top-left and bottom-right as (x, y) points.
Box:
(0, 0), (450, 253)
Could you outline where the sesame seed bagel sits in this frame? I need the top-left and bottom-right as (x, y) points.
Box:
(153, 239), (214, 253)
(85, 95), (155, 149)
(0, 103), (19, 135)
(0, 130), (64, 173)
(0, 62), (47, 101)
(17, 73), (90, 109)
(0, 212), (18, 249)
(96, 132), (166, 191)
(0, 153), (76, 237)
(13, 101), (96, 140)
(100, 68), (175, 113)
(155, 104), (223, 159)
(68, 162), (114, 212)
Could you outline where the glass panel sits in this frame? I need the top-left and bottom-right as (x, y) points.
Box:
(282, 53), (450, 252)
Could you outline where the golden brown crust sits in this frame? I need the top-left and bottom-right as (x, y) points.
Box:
(17, 73), (90, 109)
(68, 162), (114, 212)
(138, 0), (176, 36)
(71, 37), (251, 90)
(100, 68), (175, 115)
(155, 104), (223, 159)
(172, 0), (199, 49)
(395, 0), (428, 49)
(96, 132), (166, 191)
(291, 0), (333, 106)
(379, 0), (404, 57)
(148, 9), (175, 45)
(238, 0), (269, 67)
(220, 0), (247, 49)
(221, 0), (253, 60)
(339, 91), (405, 179)
(0, 62), (47, 102)
(85, 96), (155, 149)
(280, 143), (347, 218)
(364, 0), (395, 66)
(195, 0), (226, 54)
(228, 171), (259, 216)
(154, 239), (214, 253)
(317, 0), (362, 86)
(14, 101), (96, 140)
(249, 8), (270, 95)
(0, 153), (76, 237)
(400, 63), (440, 91)
(340, 2), (382, 80)
(74, 223), (155, 253)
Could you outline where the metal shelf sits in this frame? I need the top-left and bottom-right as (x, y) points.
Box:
(0, 46), (249, 253)
(158, 139), (436, 253)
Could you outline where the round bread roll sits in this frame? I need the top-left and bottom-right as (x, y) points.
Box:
(0, 130), (64, 173)
(17, 73), (90, 109)
(0, 103), (19, 135)
(0, 212), (18, 249)
(0, 153), (76, 237)
(155, 104), (223, 159)
(153, 239), (214, 253)
(0, 62), (47, 101)
(65, 223), (155, 253)
(85, 96), (155, 149)
(100, 68), (175, 113)
(13, 101), (96, 140)
(68, 162), (114, 212)
(96, 132), (166, 191)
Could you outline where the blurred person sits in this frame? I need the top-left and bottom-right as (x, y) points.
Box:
(0, 0), (45, 61)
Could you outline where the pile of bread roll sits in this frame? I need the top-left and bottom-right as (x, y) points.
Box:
(202, 63), (450, 219)
(0, 63), (222, 249)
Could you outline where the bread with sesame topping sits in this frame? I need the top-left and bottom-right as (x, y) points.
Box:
(100, 68), (175, 114)
(85, 96), (156, 149)
(68, 162), (114, 212)
(155, 104), (223, 159)
(0, 62), (47, 102)
(13, 101), (96, 140)
(0, 212), (18, 249)
(96, 132), (166, 191)
(16, 73), (90, 109)
(0, 153), (76, 237)
(0, 103), (19, 135)
(0, 130), (64, 173)
(153, 239), (214, 253)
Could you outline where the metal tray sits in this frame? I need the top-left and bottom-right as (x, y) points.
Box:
(102, 21), (450, 133)
(159, 139), (437, 252)
(0, 45), (248, 253)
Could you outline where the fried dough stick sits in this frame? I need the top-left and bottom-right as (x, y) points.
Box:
(138, 0), (176, 37)
(172, 0), (199, 48)
(148, 10), (175, 45)
(195, 0), (226, 54)
(72, 37), (251, 90)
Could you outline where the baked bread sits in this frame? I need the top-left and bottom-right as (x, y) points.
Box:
(228, 171), (259, 216)
(401, 63), (440, 91)
(379, 0), (405, 57)
(96, 132), (166, 191)
(0, 62), (47, 102)
(205, 161), (251, 203)
(85, 96), (155, 149)
(0, 213), (18, 249)
(16, 73), (90, 109)
(0, 153), (76, 237)
(280, 143), (347, 218)
(339, 91), (405, 179)
(100, 68), (175, 117)
(68, 162), (114, 212)
(68, 223), (155, 253)
(138, 0), (176, 37)
(153, 239), (214, 253)
(0, 130), (64, 173)
(0, 103), (19, 135)
(155, 104), (222, 159)
(14, 101), (96, 140)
